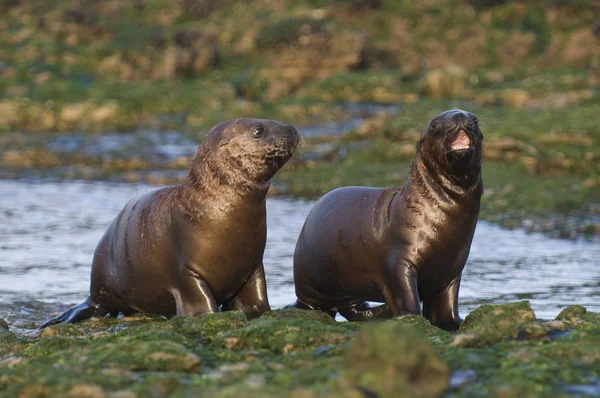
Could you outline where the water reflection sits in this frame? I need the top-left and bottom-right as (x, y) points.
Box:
(0, 180), (598, 320)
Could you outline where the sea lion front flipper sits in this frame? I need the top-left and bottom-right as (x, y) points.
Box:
(39, 296), (108, 329)
(173, 274), (218, 317)
(338, 302), (392, 322)
(221, 263), (270, 319)
(423, 273), (463, 331)
(382, 261), (422, 317)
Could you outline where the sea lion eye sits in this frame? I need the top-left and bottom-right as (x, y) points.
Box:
(251, 124), (266, 138)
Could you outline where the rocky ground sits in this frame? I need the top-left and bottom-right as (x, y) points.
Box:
(1, 302), (599, 397)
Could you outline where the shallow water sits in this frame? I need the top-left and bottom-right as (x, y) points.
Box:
(0, 180), (598, 324)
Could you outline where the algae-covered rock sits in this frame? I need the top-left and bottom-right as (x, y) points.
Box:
(0, 330), (25, 357)
(461, 301), (536, 330)
(171, 311), (248, 343)
(556, 305), (600, 325)
(38, 323), (89, 338)
(260, 309), (335, 324)
(115, 329), (198, 351)
(453, 301), (547, 348)
(391, 315), (452, 340)
(338, 322), (449, 398)
(212, 319), (352, 354)
(0, 319), (8, 330)
(80, 340), (201, 372)
(24, 336), (89, 358)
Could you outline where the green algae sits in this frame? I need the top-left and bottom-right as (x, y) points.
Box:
(212, 318), (353, 354)
(556, 305), (600, 326)
(338, 322), (449, 398)
(2, 305), (600, 396)
(170, 311), (248, 343)
(259, 308), (336, 324)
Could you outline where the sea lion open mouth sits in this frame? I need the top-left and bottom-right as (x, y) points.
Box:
(450, 129), (471, 150)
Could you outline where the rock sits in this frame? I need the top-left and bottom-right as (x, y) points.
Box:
(453, 301), (548, 348)
(25, 336), (89, 357)
(81, 340), (201, 372)
(556, 305), (587, 322)
(420, 65), (468, 99)
(68, 383), (106, 398)
(260, 308), (336, 324)
(461, 301), (536, 330)
(391, 314), (452, 339)
(502, 89), (530, 109)
(212, 318), (353, 354)
(251, 17), (371, 101)
(170, 311), (248, 343)
(484, 137), (538, 162)
(449, 369), (478, 390)
(0, 356), (25, 368)
(39, 323), (87, 338)
(557, 305), (600, 325)
(338, 322), (449, 398)
(496, 32), (536, 67)
(0, 319), (8, 330)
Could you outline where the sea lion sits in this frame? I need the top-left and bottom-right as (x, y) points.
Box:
(292, 109), (483, 331)
(41, 118), (299, 328)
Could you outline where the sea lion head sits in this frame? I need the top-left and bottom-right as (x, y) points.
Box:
(197, 118), (299, 186)
(417, 109), (483, 186)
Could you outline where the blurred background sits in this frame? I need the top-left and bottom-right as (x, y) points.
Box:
(0, 0), (598, 237)
(0, 0), (599, 313)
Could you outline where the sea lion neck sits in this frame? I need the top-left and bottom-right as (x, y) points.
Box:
(408, 157), (481, 208)
(179, 146), (270, 214)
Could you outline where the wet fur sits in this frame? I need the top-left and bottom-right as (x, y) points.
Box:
(292, 110), (483, 331)
(41, 118), (298, 329)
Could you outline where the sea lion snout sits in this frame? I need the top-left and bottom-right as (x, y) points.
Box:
(274, 125), (300, 151)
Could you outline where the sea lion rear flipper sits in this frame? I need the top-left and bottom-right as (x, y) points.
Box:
(39, 296), (108, 329)
(338, 302), (392, 322)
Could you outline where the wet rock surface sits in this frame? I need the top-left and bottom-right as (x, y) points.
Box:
(0, 303), (599, 396)
(338, 322), (449, 398)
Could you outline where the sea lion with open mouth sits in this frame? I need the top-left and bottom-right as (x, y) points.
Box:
(292, 109), (483, 331)
(41, 118), (299, 328)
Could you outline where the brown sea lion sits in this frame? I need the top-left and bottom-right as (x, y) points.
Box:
(292, 109), (483, 331)
(41, 118), (299, 328)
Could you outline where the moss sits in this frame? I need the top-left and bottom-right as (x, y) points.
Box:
(38, 322), (89, 338)
(3, 302), (600, 396)
(461, 301), (537, 330)
(338, 322), (449, 397)
(391, 315), (453, 345)
(254, 17), (327, 50)
(0, 331), (26, 357)
(260, 309), (336, 324)
(80, 340), (201, 372)
(0, 320), (8, 331)
(212, 318), (353, 354)
(452, 301), (550, 348)
(171, 312), (248, 343)
(115, 328), (199, 350)
(556, 305), (600, 325)
(23, 336), (89, 358)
